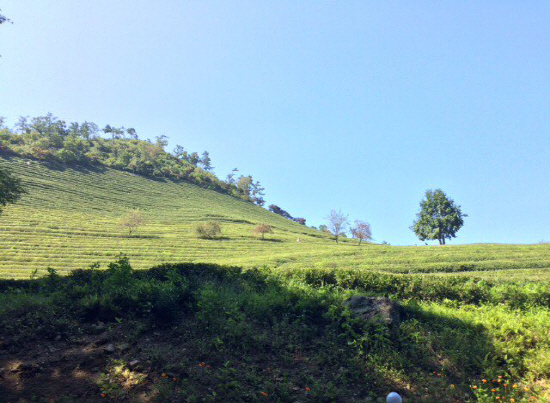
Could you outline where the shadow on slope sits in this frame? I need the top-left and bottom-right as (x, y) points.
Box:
(0, 259), (505, 402)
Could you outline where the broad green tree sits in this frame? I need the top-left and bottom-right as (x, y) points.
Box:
(0, 167), (25, 216)
(411, 189), (466, 245)
(237, 175), (253, 196)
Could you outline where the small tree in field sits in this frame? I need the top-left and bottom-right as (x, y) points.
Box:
(195, 221), (222, 239)
(119, 209), (144, 236)
(253, 224), (273, 240)
(350, 220), (372, 245)
(326, 209), (349, 243)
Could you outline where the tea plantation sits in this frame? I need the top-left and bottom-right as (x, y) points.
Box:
(1, 155), (549, 402)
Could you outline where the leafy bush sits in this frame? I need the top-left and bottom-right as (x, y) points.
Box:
(194, 221), (222, 239)
(0, 258), (548, 401)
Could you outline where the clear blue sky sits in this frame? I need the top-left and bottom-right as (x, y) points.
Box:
(1, 1), (549, 245)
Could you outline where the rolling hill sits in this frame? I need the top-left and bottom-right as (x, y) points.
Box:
(1, 154), (549, 283)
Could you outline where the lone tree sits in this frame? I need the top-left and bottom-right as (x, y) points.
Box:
(326, 209), (349, 243)
(411, 189), (466, 245)
(119, 209), (145, 236)
(350, 220), (372, 245)
(253, 224), (273, 240)
(0, 167), (25, 216)
(195, 221), (222, 239)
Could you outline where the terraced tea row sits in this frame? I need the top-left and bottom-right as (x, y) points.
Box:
(1, 155), (549, 281)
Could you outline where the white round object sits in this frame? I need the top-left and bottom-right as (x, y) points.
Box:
(386, 392), (402, 403)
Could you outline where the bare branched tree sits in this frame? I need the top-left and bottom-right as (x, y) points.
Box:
(119, 209), (145, 236)
(326, 209), (349, 244)
(350, 220), (372, 245)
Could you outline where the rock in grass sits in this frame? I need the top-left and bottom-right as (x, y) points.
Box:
(343, 296), (403, 332)
(104, 344), (115, 354)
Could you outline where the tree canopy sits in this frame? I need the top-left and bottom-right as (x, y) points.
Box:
(0, 114), (265, 206)
(0, 166), (25, 216)
(411, 189), (466, 245)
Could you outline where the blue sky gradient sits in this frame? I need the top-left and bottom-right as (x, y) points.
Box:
(1, 1), (549, 245)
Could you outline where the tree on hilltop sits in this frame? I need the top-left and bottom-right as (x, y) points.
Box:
(237, 175), (253, 196)
(251, 180), (265, 206)
(200, 151), (213, 171)
(350, 220), (372, 245)
(225, 168), (239, 185)
(268, 204), (292, 219)
(411, 189), (466, 245)
(0, 167), (25, 216)
(326, 209), (349, 244)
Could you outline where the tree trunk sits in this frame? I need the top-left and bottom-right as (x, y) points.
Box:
(438, 238), (442, 245)
(358, 238), (362, 246)
(442, 237), (446, 245)
(335, 235), (339, 244)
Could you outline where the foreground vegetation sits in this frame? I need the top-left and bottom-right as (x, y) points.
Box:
(0, 257), (548, 401)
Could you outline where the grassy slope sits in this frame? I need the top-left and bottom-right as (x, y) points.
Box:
(1, 155), (550, 401)
(1, 155), (549, 282)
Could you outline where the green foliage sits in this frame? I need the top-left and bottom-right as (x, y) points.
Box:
(194, 221), (222, 239)
(412, 189), (467, 245)
(97, 359), (147, 399)
(0, 166), (25, 215)
(0, 156), (329, 277)
(1, 258), (547, 401)
(273, 266), (550, 309)
(0, 114), (264, 203)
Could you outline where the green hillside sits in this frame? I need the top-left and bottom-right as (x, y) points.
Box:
(1, 155), (550, 282)
(1, 155), (550, 401)
(0, 155), (328, 278)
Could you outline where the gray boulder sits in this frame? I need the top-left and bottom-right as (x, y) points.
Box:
(343, 296), (403, 332)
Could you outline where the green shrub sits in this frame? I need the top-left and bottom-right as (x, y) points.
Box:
(194, 221), (222, 239)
